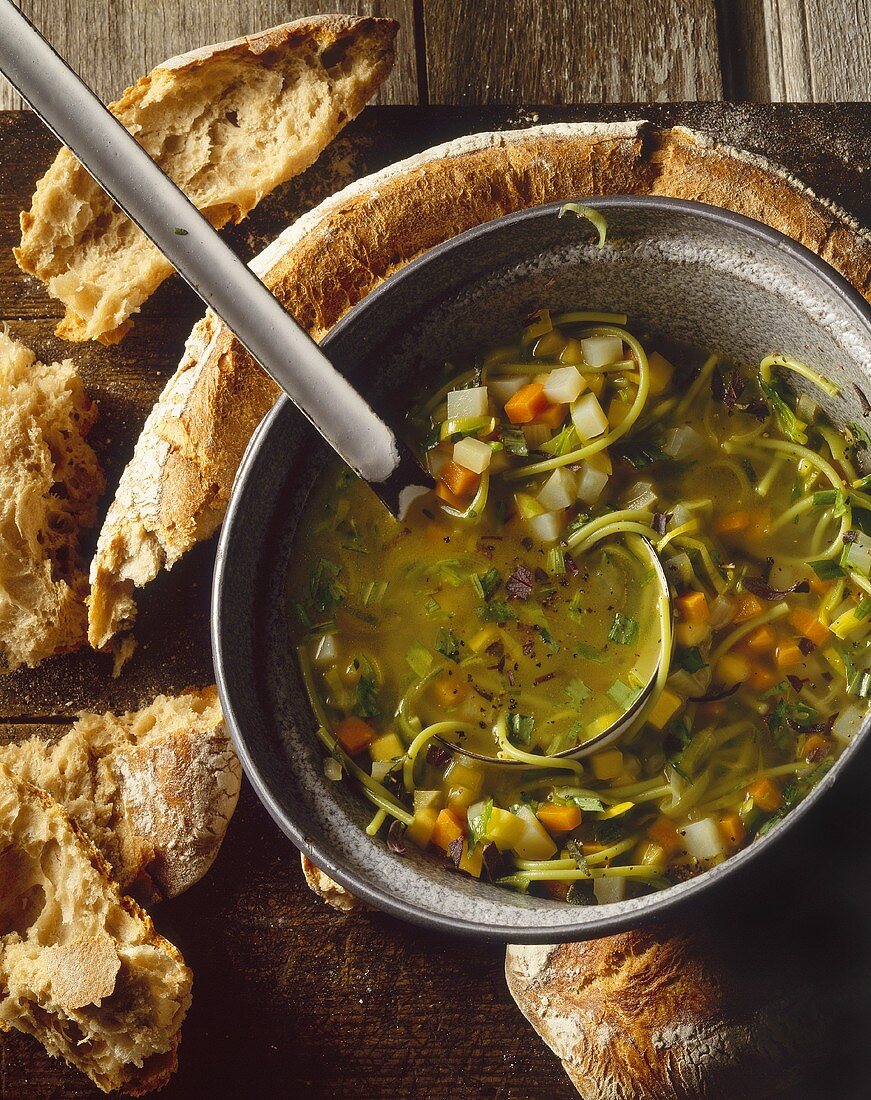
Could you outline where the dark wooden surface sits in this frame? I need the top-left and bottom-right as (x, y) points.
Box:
(3, 103), (871, 1098)
(4, 1), (871, 109)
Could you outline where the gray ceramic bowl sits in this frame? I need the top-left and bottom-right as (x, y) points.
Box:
(213, 196), (871, 942)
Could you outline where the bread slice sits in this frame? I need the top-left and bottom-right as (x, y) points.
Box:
(14, 15), (398, 345)
(301, 853), (358, 912)
(0, 687), (239, 904)
(86, 121), (871, 648)
(0, 329), (103, 670)
(0, 764), (192, 1094)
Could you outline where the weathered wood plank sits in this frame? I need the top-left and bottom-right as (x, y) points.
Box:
(763, 0), (871, 100)
(422, 0), (724, 103)
(0, 0), (419, 110)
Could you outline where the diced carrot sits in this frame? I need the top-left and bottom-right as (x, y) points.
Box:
(431, 672), (468, 708)
(733, 592), (765, 622)
(544, 880), (570, 901)
(532, 401), (568, 428)
(788, 607), (830, 646)
(334, 716), (376, 755)
(748, 777), (782, 811)
(441, 460), (481, 498)
(747, 665), (779, 693)
(801, 733), (829, 763)
(646, 816), (681, 856)
(745, 507), (771, 540)
(434, 480), (466, 510)
(536, 803), (582, 834)
(718, 812), (746, 851)
(504, 382), (550, 424)
(808, 574), (833, 595)
(745, 624), (776, 651)
(432, 808), (466, 853)
(775, 641), (803, 670)
(714, 510), (751, 535)
(675, 590), (709, 624)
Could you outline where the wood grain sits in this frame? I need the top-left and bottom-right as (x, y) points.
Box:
(3, 103), (871, 1098)
(763, 0), (871, 100)
(422, 0), (724, 103)
(0, 0), (418, 110)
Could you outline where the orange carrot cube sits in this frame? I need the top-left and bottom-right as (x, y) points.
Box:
(504, 383), (550, 424)
(718, 812), (746, 851)
(335, 716), (376, 755)
(733, 592), (765, 622)
(646, 816), (681, 856)
(675, 590), (709, 624)
(432, 808), (466, 853)
(441, 460), (481, 498)
(536, 803), (582, 834)
(745, 624), (776, 651)
(775, 642), (803, 670)
(532, 401), (568, 428)
(748, 778), (782, 811)
(788, 608), (829, 646)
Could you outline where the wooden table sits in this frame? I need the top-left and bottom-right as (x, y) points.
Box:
(2, 102), (871, 1099)
(2, 0), (871, 110)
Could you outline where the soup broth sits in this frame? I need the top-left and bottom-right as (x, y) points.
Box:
(288, 308), (870, 904)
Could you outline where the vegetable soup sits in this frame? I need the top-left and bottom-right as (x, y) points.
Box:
(287, 307), (870, 904)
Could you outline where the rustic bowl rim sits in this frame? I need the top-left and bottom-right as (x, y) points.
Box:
(213, 194), (871, 941)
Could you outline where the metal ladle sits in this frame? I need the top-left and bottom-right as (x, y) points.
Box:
(435, 536), (675, 765)
(0, 2), (431, 520)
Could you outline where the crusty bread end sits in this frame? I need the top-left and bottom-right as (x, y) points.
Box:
(15, 14), (398, 345)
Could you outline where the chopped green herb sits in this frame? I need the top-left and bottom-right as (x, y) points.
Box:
(674, 646), (707, 673)
(540, 627), (561, 654)
(608, 612), (640, 646)
(309, 559), (345, 615)
(476, 568), (502, 599)
(467, 797), (493, 848)
(476, 600), (516, 623)
(565, 882), (596, 905)
(546, 547), (566, 575)
(435, 628), (462, 663)
(607, 679), (641, 708)
(507, 713), (535, 746)
(567, 795), (604, 812)
(547, 720), (584, 756)
(406, 642), (433, 678)
(173, 227), (188, 235)
(501, 427), (529, 456)
(424, 595), (444, 619)
(614, 433), (668, 469)
(564, 513), (591, 541)
(565, 679), (592, 707)
(759, 374), (807, 443)
(574, 643), (609, 663)
(810, 558), (845, 580)
(354, 665), (380, 718)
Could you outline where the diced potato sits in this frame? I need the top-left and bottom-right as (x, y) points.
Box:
(663, 425), (702, 458)
(512, 805), (558, 860)
(533, 330), (567, 358)
(675, 619), (711, 647)
(680, 818), (726, 861)
(571, 392), (608, 439)
(413, 789), (443, 813)
(444, 761), (484, 797)
(369, 732), (405, 762)
(447, 785), (478, 812)
(582, 371), (605, 398)
(585, 447), (612, 475)
(647, 351), (674, 394)
(515, 491), (546, 520)
(447, 386), (489, 419)
(488, 375), (528, 405)
(485, 807), (526, 849)
(527, 510), (564, 544)
(832, 703), (865, 743)
(714, 653), (751, 686)
(427, 447), (452, 479)
(560, 338), (584, 365)
(406, 805), (439, 848)
(575, 462), (609, 505)
(590, 749), (623, 780)
(593, 875), (627, 904)
(646, 687), (682, 731)
(453, 436), (493, 473)
(537, 468), (578, 511)
(635, 841), (666, 867)
(582, 335), (623, 367)
(544, 364), (586, 404)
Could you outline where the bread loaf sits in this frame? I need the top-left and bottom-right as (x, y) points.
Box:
(87, 121), (871, 648)
(505, 929), (861, 1099)
(0, 687), (239, 904)
(0, 329), (103, 670)
(301, 854), (358, 912)
(15, 15), (398, 345)
(0, 764), (192, 1093)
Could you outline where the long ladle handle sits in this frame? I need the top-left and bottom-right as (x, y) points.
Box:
(0, 2), (429, 516)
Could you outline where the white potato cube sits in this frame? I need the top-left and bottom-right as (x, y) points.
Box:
(313, 633), (339, 666)
(453, 436), (492, 473)
(680, 818), (725, 861)
(571, 392), (608, 439)
(582, 335), (623, 367)
(537, 467), (578, 511)
(488, 375), (528, 405)
(832, 703), (866, 743)
(544, 365), (586, 404)
(623, 480), (658, 510)
(593, 875), (627, 904)
(575, 462), (609, 505)
(527, 510), (564, 544)
(447, 385), (489, 419)
(663, 425), (702, 458)
(512, 805), (558, 860)
(427, 447), (451, 478)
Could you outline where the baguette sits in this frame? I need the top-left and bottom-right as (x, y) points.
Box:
(0, 687), (239, 904)
(87, 121), (871, 648)
(0, 329), (103, 670)
(15, 15), (398, 345)
(0, 764), (192, 1094)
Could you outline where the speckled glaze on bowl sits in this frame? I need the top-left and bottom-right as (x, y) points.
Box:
(213, 196), (871, 942)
